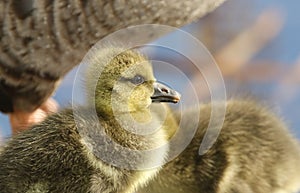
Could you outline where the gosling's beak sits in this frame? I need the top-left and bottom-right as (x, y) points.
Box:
(151, 82), (181, 103)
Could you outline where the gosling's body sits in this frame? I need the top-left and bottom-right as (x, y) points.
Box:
(139, 100), (300, 193)
(0, 108), (167, 193)
(0, 49), (179, 193)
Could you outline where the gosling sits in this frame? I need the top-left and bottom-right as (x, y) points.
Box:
(0, 48), (180, 193)
(138, 100), (300, 193)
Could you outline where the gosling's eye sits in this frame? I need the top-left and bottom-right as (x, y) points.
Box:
(130, 75), (145, 85)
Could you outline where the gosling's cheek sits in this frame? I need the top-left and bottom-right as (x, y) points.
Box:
(128, 92), (141, 110)
(145, 97), (152, 107)
(139, 89), (153, 107)
(139, 90), (152, 107)
(128, 89), (151, 109)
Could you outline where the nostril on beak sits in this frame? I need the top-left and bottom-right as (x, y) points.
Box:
(161, 88), (169, 94)
(151, 82), (181, 103)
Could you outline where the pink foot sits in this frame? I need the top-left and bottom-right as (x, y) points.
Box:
(9, 98), (58, 135)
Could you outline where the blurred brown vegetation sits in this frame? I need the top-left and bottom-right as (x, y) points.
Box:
(186, 0), (299, 102)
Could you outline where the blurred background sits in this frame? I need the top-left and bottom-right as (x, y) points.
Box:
(1, 0), (300, 140)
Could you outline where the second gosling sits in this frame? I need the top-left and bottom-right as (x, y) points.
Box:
(138, 100), (300, 193)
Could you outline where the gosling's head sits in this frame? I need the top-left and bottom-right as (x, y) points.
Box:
(86, 48), (180, 119)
